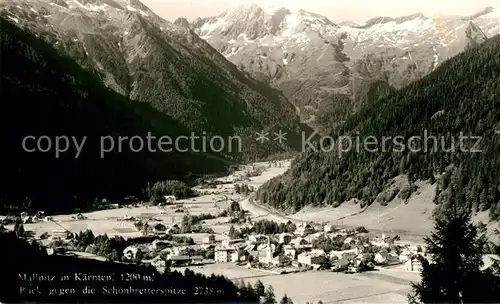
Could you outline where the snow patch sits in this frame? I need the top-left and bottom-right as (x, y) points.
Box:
(282, 58), (288, 65)
(30, 7), (37, 13)
(126, 5), (137, 12)
(139, 10), (148, 17)
(7, 16), (19, 23)
(226, 46), (240, 57)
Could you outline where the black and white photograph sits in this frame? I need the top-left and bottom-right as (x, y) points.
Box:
(0, 0), (499, 303)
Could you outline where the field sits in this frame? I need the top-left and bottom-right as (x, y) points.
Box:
(4, 159), (498, 304)
(176, 263), (420, 304)
(4, 193), (236, 239)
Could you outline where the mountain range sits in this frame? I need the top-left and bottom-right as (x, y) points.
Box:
(189, 4), (500, 132)
(0, 0), (311, 160)
(256, 33), (500, 221)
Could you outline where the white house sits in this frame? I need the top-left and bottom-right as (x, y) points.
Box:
(297, 252), (327, 266)
(222, 239), (245, 247)
(329, 248), (360, 260)
(375, 252), (400, 265)
(203, 234), (215, 244)
(150, 256), (167, 268)
(164, 195), (176, 204)
(123, 246), (141, 260)
(214, 246), (239, 263)
(295, 223), (314, 237)
(324, 224), (334, 233)
(405, 256), (423, 272)
(283, 245), (296, 259)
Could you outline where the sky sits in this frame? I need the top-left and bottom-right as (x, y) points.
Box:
(141, 0), (500, 23)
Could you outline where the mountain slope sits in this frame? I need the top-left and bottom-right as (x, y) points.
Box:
(256, 35), (500, 220)
(0, 17), (230, 212)
(0, 0), (311, 159)
(191, 4), (500, 132)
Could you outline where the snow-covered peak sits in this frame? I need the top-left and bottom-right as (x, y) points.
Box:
(194, 3), (338, 42)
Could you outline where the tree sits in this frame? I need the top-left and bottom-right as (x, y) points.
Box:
(409, 205), (500, 303)
(263, 285), (276, 304)
(280, 294), (293, 304)
(228, 226), (241, 239)
(317, 301), (324, 304)
(13, 219), (24, 238)
(254, 280), (265, 296)
(108, 249), (120, 261)
(133, 249), (143, 264)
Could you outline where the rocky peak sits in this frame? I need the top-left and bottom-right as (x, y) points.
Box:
(466, 21), (489, 48)
(174, 17), (190, 29)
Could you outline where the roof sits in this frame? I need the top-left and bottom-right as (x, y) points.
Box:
(481, 254), (500, 271)
(168, 255), (191, 261)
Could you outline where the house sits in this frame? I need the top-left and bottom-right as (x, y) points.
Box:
(405, 255), (423, 272)
(295, 223), (314, 237)
(52, 230), (71, 239)
(150, 256), (168, 268)
(222, 239), (245, 247)
(214, 246), (239, 262)
(278, 233), (292, 244)
(22, 216), (33, 224)
(290, 237), (307, 247)
(258, 236), (274, 264)
(481, 254), (500, 273)
(375, 252), (400, 265)
(151, 240), (172, 251)
(123, 246), (141, 260)
(344, 237), (355, 244)
(248, 235), (267, 243)
(297, 252), (327, 266)
(74, 213), (86, 220)
(305, 232), (324, 242)
(167, 224), (180, 234)
(110, 203), (120, 209)
(283, 245), (296, 259)
(190, 255), (204, 265)
(203, 234), (216, 244)
(329, 248), (360, 260)
(311, 249), (326, 256)
(163, 195), (176, 204)
(324, 224), (334, 233)
(248, 250), (259, 261)
(153, 223), (167, 235)
(226, 174), (243, 182)
(271, 254), (288, 267)
(347, 265), (359, 273)
(313, 224), (324, 232)
(167, 255), (192, 266)
(399, 251), (413, 262)
(333, 257), (350, 271)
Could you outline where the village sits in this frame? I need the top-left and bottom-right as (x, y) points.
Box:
(3, 160), (499, 303)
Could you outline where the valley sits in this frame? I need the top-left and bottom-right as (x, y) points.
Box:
(1, 0), (500, 303)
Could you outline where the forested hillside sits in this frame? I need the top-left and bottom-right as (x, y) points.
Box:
(0, 18), (229, 212)
(257, 35), (500, 219)
(0, 0), (312, 161)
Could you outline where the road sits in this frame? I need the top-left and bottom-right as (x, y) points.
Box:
(239, 195), (305, 224)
